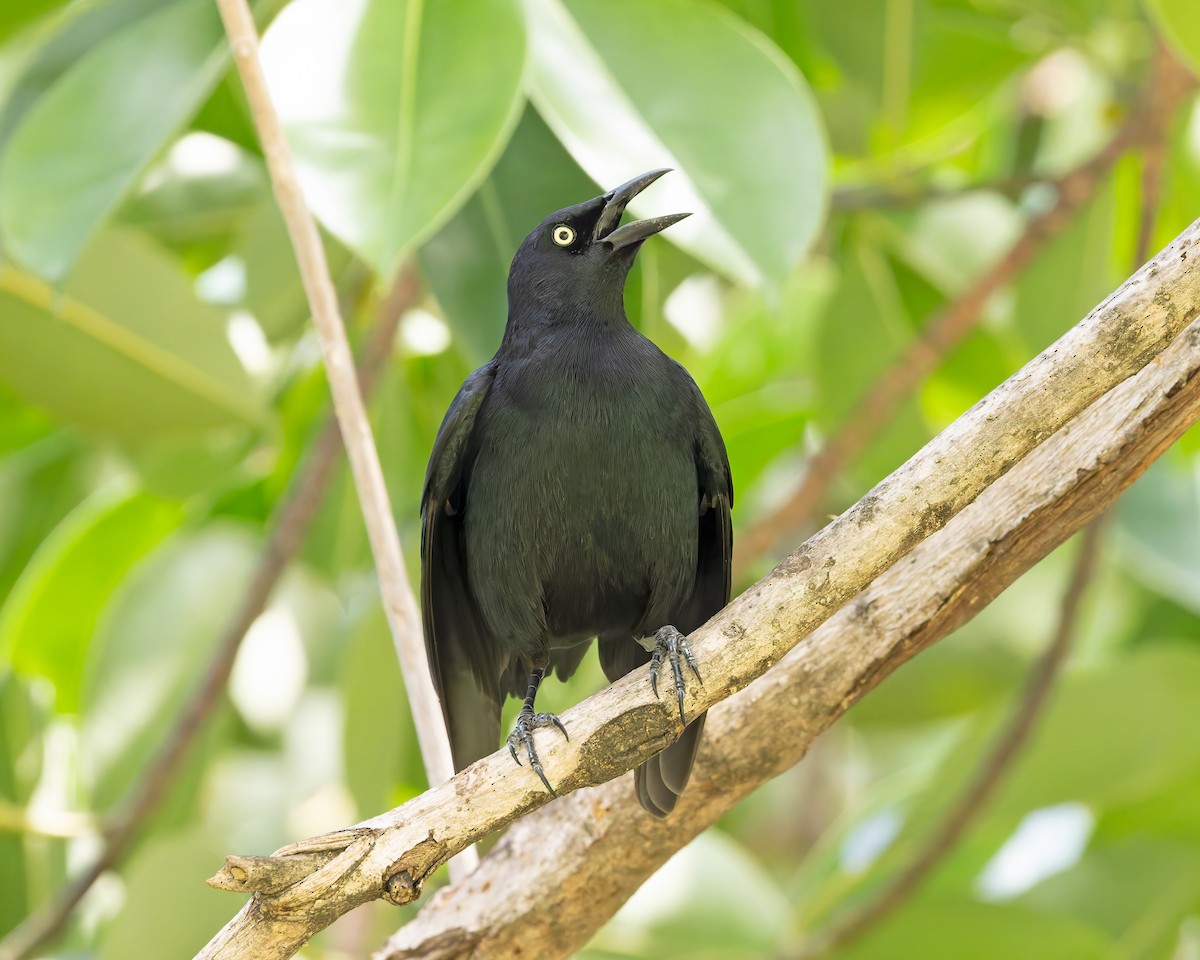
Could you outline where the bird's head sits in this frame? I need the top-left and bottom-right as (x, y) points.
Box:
(506, 168), (689, 319)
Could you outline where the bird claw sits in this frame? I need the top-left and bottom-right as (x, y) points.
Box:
(649, 625), (703, 723)
(506, 710), (569, 796)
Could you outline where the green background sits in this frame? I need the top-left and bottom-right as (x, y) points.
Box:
(1, 0), (1200, 956)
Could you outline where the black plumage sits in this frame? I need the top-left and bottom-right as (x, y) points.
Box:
(420, 169), (732, 817)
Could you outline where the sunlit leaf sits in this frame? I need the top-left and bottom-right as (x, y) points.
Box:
(0, 228), (265, 439)
(587, 831), (791, 958)
(1115, 455), (1200, 612)
(81, 526), (260, 806)
(260, 0), (527, 278)
(421, 108), (597, 362)
(522, 0), (828, 288)
(1146, 0), (1200, 72)
(1, 484), (183, 713)
(341, 602), (415, 812)
(0, 0), (70, 45)
(0, 673), (43, 935)
(0, 0), (228, 280)
(97, 829), (237, 960)
(836, 899), (1117, 960)
(1020, 838), (1200, 958)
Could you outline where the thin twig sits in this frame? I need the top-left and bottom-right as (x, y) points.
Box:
(0, 270), (418, 960)
(830, 173), (1041, 212)
(212, 1), (465, 869)
(734, 51), (1196, 578)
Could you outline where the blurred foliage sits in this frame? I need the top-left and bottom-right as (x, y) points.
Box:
(0, 0), (1199, 957)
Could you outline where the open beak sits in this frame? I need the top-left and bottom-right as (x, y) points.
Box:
(593, 168), (691, 250)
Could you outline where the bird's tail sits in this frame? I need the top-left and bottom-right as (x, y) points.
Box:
(635, 712), (706, 818)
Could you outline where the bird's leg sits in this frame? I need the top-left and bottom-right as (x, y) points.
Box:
(505, 665), (568, 796)
(646, 625), (703, 723)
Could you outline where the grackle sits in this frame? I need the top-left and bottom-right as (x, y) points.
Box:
(420, 169), (732, 817)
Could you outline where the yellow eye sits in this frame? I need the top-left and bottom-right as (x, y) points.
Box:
(552, 224), (576, 246)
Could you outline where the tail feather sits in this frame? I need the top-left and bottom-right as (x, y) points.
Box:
(634, 713), (706, 818)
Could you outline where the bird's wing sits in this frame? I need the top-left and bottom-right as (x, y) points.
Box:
(681, 380), (734, 633)
(420, 360), (505, 771)
(636, 379), (734, 817)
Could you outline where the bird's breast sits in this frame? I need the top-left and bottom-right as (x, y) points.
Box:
(464, 340), (698, 646)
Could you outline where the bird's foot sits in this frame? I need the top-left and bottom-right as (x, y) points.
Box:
(649, 625), (703, 723)
(506, 709), (569, 796)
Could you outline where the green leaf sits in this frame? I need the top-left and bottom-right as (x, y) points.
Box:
(234, 200), (354, 343)
(587, 830), (791, 958)
(0, 0), (228, 280)
(1115, 455), (1200, 612)
(98, 828), (238, 960)
(0, 1), (166, 153)
(522, 0), (828, 288)
(813, 234), (929, 488)
(1146, 0), (1200, 72)
(420, 108), (597, 362)
(1013, 177), (1118, 353)
(0, 0), (70, 45)
(1, 484), (184, 713)
(1019, 838), (1200, 958)
(795, 0), (1032, 159)
(80, 525), (260, 806)
(943, 647), (1200, 823)
(119, 135), (267, 259)
(0, 434), (89, 601)
(260, 0), (527, 278)
(848, 638), (1024, 728)
(0, 228), (265, 439)
(341, 601), (416, 811)
(0, 673), (43, 935)
(836, 899), (1117, 960)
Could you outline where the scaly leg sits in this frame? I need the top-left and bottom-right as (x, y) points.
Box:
(648, 625), (703, 723)
(505, 666), (568, 795)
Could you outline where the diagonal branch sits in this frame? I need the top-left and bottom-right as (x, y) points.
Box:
(195, 219), (1200, 960)
(734, 50), (1196, 577)
(382, 234), (1200, 960)
(790, 70), (1179, 954)
(0, 269), (417, 960)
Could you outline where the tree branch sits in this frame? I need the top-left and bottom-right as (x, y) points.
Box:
(212, 1), (460, 823)
(382, 231), (1200, 960)
(790, 63), (1179, 952)
(734, 51), (1196, 577)
(193, 219), (1200, 960)
(0, 269), (417, 960)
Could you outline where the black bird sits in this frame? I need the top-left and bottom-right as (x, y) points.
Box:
(420, 169), (732, 817)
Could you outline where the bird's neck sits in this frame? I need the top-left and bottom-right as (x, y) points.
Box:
(501, 298), (633, 357)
